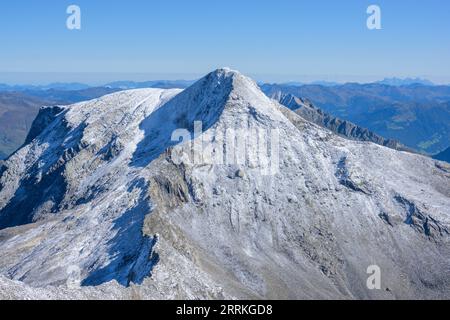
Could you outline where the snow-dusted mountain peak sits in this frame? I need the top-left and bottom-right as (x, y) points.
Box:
(0, 69), (449, 300)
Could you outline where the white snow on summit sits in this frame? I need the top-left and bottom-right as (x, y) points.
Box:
(0, 69), (449, 299)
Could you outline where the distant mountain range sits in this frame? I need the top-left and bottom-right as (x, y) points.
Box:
(0, 77), (440, 93)
(261, 83), (450, 155)
(376, 77), (435, 86)
(274, 77), (437, 88)
(0, 80), (194, 92)
(279, 81), (341, 87)
(270, 92), (411, 152)
(23, 87), (121, 103)
(0, 82), (91, 92)
(104, 80), (195, 89)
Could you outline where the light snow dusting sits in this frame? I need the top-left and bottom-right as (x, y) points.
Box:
(0, 69), (449, 299)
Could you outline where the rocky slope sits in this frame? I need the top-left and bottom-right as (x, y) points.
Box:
(0, 69), (449, 300)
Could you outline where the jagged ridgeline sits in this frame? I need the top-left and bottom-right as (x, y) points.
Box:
(0, 69), (449, 299)
(269, 92), (413, 152)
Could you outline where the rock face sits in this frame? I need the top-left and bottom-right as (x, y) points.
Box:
(0, 69), (449, 300)
(270, 92), (411, 152)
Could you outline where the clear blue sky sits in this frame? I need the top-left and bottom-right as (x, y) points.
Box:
(0, 0), (449, 84)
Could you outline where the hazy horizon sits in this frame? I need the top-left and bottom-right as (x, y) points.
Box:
(0, 71), (448, 86)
